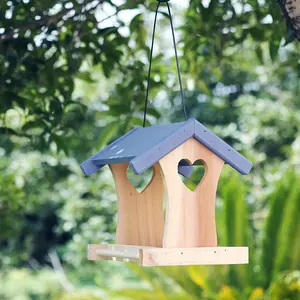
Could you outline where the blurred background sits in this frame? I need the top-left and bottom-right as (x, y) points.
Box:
(1, 0), (300, 299)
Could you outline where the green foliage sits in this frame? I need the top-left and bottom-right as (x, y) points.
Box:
(0, 268), (107, 300)
(59, 292), (102, 300)
(219, 170), (254, 289)
(274, 178), (300, 275)
(0, 167), (25, 242)
(260, 170), (297, 287)
(0, 150), (117, 267)
(0, 269), (62, 300)
(0, 0), (159, 153)
(269, 271), (300, 300)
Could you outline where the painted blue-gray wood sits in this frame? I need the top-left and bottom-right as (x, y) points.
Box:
(80, 127), (139, 176)
(81, 118), (253, 176)
(177, 159), (206, 178)
(129, 119), (194, 174)
(178, 160), (194, 178)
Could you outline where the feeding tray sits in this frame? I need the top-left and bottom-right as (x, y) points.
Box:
(88, 244), (248, 267)
(81, 118), (252, 266)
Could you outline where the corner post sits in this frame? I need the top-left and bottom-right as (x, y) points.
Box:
(159, 138), (224, 248)
(109, 163), (165, 247)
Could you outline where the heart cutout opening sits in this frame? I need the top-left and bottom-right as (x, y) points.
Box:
(127, 166), (154, 194)
(178, 159), (206, 191)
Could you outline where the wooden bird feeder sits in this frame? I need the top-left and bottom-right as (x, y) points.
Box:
(81, 118), (252, 266)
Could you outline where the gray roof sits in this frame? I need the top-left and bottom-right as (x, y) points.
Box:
(81, 118), (252, 176)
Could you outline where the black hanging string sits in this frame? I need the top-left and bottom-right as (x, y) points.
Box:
(143, 0), (187, 127)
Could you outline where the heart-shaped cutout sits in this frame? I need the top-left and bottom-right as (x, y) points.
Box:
(178, 159), (206, 191)
(127, 166), (154, 193)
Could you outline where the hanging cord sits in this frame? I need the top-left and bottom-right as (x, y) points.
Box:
(143, 0), (187, 127)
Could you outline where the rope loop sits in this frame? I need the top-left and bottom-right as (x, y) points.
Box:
(143, 1), (187, 127)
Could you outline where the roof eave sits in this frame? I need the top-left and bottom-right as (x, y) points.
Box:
(193, 120), (253, 175)
(80, 127), (140, 176)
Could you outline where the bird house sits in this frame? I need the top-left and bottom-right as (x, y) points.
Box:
(81, 118), (252, 266)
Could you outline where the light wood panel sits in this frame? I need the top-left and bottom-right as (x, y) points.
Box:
(141, 246), (248, 266)
(110, 163), (165, 247)
(159, 138), (224, 248)
(88, 244), (249, 266)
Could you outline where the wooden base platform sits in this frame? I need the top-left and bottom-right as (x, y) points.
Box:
(88, 244), (248, 266)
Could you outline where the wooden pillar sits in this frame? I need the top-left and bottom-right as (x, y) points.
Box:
(159, 138), (224, 248)
(110, 163), (165, 247)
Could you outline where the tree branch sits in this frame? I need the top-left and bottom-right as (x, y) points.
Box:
(48, 249), (74, 292)
(0, 0), (105, 41)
